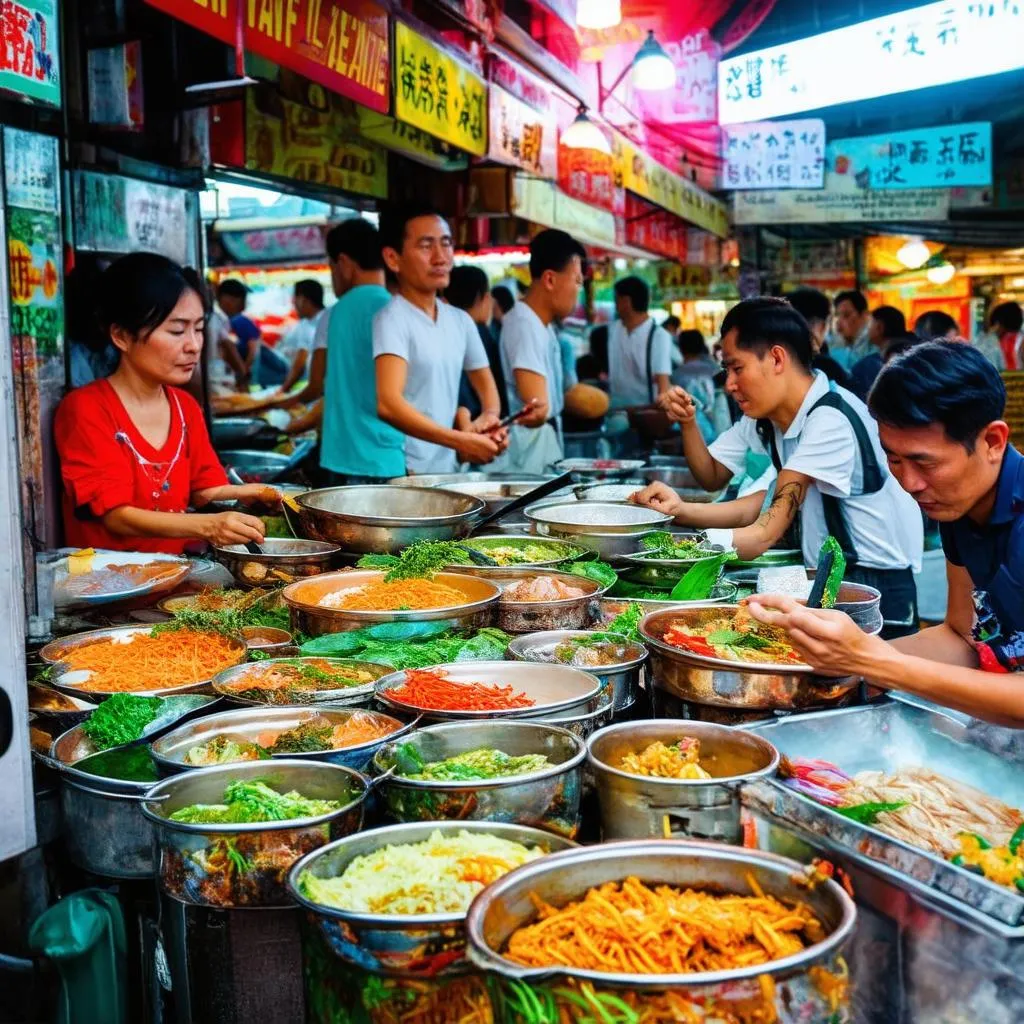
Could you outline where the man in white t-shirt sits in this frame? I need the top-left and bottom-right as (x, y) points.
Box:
(607, 276), (672, 409)
(373, 204), (507, 474)
(274, 278), (325, 393)
(499, 229), (586, 474)
(633, 297), (923, 638)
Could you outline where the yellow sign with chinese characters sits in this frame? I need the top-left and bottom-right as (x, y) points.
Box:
(613, 131), (730, 239)
(393, 22), (487, 157)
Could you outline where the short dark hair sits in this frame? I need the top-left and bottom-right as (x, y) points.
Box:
(217, 278), (247, 300)
(294, 278), (324, 307)
(529, 228), (586, 280)
(787, 288), (831, 325)
(663, 315), (681, 333)
(914, 310), (958, 340)
(378, 203), (445, 255)
(491, 285), (515, 314)
(678, 329), (708, 358)
(445, 265), (489, 311)
(868, 340), (1005, 450)
(98, 253), (205, 340)
(871, 305), (907, 341)
(325, 218), (383, 271)
(990, 301), (1024, 334)
(720, 297), (813, 371)
(614, 276), (650, 313)
(883, 335), (921, 364)
(835, 290), (868, 315)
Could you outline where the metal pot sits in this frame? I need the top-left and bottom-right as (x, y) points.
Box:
(586, 719), (779, 841)
(525, 689), (614, 744)
(441, 534), (591, 577)
(371, 721), (585, 837)
(211, 657), (389, 709)
(142, 760), (367, 909)
(506, 630), (647, 713)
(597, 581), (738, 623)
(495, 569), (607, 634)
(213, 538), (341, 589)
(292, 486), (484, 554)
(281, 570), (500, 637)
(526, 500), (672, 539)
(465, 841), (856, 1023)
(288, 820), (575, 977)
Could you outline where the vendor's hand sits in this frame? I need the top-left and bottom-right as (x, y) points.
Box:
(743, 594), (889, 678)
(198, 510), (266, 546)
(454, 430), (501, 465)
(629, 481), (684, 517)
(658, 386), (698, 426)
(469, 413), (509, 452)
(233, 483), (283, 510)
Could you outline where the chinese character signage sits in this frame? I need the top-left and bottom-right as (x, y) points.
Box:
(732, 183), (951, 225)
(143, 0), (389, 113)
(723, 119), (825, 190)
(830, 122), (991, 190)
(488, 86), (556, 179)
(357, 109), (470, 171)
(718, 0), (1024, 124)
(394, 21), (487, 156)
(3, 128), (59, 212)
(558, 145), (615, 213)
(0, 0), (60, 106)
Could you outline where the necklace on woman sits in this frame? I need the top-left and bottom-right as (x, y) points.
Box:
(114, 391), (187, 502)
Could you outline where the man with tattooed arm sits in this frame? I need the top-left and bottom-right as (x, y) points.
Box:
(631, 297), (923, 638)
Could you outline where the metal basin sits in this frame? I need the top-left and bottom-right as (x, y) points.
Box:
(292, 486), (484, 554)
(598, 580), (738, 623)
(391, 474), (555, 516)
(150, 705), (414, 774)
(372, 720), (585, 837)
(288, 820), (575, 976)
(554, 458), (646, 479)
(494, 569), (607, 634)
(211, 417), (279, 449)
(211, 657), (389, 708)
(527, 500), (672, 537)
(441, 534), (590, 577)
(465, 840), (856, 1021)
(212, 538), (340, 589)
(586, 719), (779, 841)
(218, 447), (307, 482)
(142, 759), (367, 909)
(281, 570), (500, 636)
(526, 689), (614, 744)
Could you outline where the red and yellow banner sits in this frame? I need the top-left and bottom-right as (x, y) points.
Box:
(557, 145), (614, 213)
(144, 0), (389, 112)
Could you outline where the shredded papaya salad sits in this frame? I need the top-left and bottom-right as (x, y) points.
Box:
(386, 668), (535, 712)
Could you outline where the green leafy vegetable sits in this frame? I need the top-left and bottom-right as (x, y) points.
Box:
(640, 532), (708, 559)
(668, 552), (734, 601)
(152, 609), (243, 639)
(706, 628), (774, 651)
(604, 603), (644, 642)
(75, 745), (160, 782)
(184, 735), (271, 766)
(819, 536), (847, 609)
(397, 746), (552, 781)
(357, 541), (469, 582)
(267, 721), (334, 754)
(300, 626), (511, 670)
(81, 694), (163, 750)
(557, 559), (617, 589)
(168, 779), (344, 824)
(836, 800), (909, 824)
(356, 553), (401, 570)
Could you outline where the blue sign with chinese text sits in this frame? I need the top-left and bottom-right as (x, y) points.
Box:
(829, 122), (991, 190)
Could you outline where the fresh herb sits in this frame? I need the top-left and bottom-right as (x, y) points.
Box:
(268, 721), (334, 754)
(397, 746), (552, 781)
(152, 609), (243, 639)
(357, 541), (469, 582)
(557, 560), (617, 589)
(668, 552), (734, 601)
(836, 800), (909, 824)
(706, 628), (774, 651)
(605, 603), (645, 642)
(818, 536), (847, 610)
(640, 532), (709, 559)
(168, 779), (344, 824)
(81, 694), (163, 750)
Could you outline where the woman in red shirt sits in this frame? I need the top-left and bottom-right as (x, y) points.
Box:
(55, 253), (278, 554)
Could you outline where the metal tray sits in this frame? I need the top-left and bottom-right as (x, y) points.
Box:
(53, 550), (191, 608)
(744, 700), (1024, 929)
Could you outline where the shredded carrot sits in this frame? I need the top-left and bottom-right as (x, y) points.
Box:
(321, 579), (468, 612)
(389, 669), (535, 712)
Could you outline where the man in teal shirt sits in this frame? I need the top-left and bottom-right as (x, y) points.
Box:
(314, 218), (406, 482)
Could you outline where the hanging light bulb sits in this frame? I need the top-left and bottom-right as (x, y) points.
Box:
(926, 261), (956, 285)
(559, 107), (612, 155)
(631, 31), (676, 91)
(896, 239), (931, 269)
(577, 0), (621, 30)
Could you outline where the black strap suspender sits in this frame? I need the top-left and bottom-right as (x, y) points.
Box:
(644, 320), (658, 404)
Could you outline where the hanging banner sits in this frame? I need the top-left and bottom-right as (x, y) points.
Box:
(722, 118), (825, 190)
(513, 175), (617, 247)
(143, 0), (389, 113)
(732, 183), (951, 225)
(393, 21), (487, 156)
(0, 0), (60, 106)
(488, 86), (557, 179)
(557, 145), (615, 213)
(830, 121), (992, 190)
(357, 109), (469, 171)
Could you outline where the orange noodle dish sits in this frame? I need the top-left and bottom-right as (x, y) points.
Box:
(619, 738), (711, 780)
(318, 578), (469, 612)
(57, 629), (240, 692)
(663, 608), (807, 667)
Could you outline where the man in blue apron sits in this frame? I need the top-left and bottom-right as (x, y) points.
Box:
(748, 341), (1024, 726)
(633, 297), (922, 638)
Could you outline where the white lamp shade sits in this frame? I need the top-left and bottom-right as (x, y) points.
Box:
(896, 239), (930, 270)
(632, 48), (676, 91)
(560, 114), (612, 155)
(926, 262), (956, 285)
(577, 0), (621, 30)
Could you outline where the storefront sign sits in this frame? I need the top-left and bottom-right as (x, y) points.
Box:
(719, 0), (1024, 124)
(723, 119), (825, 190)
(244, 89), (387, 198)
(732, 182), (950, 225)
(357, 109), (469, 171)
(513, 174), (617, 247)
(488, 85), (556, 179)
(830, 122), (992, 190)
(489, 52), (551, 113)
(0, 0), (60, 105)
(558, 145), (615, 213)
(3, 129), (59, 212)
(87, 42), (144, 129)
(393, 21), (487, 156)
(220, 224), (327, 264)
(143, 0), (389, 113)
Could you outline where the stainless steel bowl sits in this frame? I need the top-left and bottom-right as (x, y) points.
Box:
(442, 534), (589, 577)
(150, 705), (414, 774)
(586, 719), (779, 841)
(527, 689), (614, 743)
(142, 759), (367, 908)
(495, 569), (608, 634)
(211, 657), (389, 708)
(371, 720), (585, 837)
(507, 630), (647, 713)
(212, 538), (341, 588)
(465, 841), (856, 1018)
(288, 820), (575, 976)
(240, 625), (293, 655)
(281, 570), (501, 636)
(598, 581), (738, 622)
(293, 486), (484, 554)
(391, 475), (556, 516)
(527, 500), (672, 537)
(555, 458), (646, 479)
(617, 546), (727, 587)
(640, 606), (862, 710)
(374, 661), (602, 721)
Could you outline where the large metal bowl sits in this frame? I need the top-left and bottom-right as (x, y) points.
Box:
(391, 475), (556, 516)
(288, 820), (575, 977)
(640, 606), (862, 710)
(211, 657), (390, 708)
(527, 500), (672, 538)
(598, 580), (738, 623)
(150, 705), (414, 774)
(374, 661), (602, 721)
(465, 841), (856, 1018)
(142, 759), (367, 908)
(281, 569), (501, 636)
(554, 458), (646, 479)
(495, 569), (608, 634)
(527, 689), (614, 743)
(441, 534), (590, 577)
(372, 720), (585, 837)
(586, 719), (779, 841)
(292, 485), (484, 554)
(212, 538), (340, 589)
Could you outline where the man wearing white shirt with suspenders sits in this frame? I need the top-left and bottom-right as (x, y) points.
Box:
(607, 276), (673, 410)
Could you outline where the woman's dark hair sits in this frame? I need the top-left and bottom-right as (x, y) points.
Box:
(914, 310), (958, 340)
(491, 285), (515, 314)
(614, 275), (650, 313)
(868, 340), (1006, 450)
(445, 265), (490, 310)
(871, 305), (907, 342)
(786, 288), (831, 326)
(990, 301), (1024, 334)
(325, 217), (382, 271)
(835, 289), (868, 315)
(719, 297), (813, 371)
(529, 228), (586, 279)
(97, 253), (205, 341)
(678, 329), (708, 358)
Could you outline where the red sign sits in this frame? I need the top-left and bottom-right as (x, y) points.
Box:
(143, 0), (389, 113)
(625, 192), (689, 260)
(557, 145), (614, 213)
